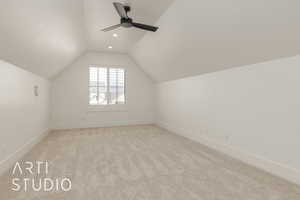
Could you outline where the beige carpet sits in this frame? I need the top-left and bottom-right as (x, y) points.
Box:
(0, 125), (300, 199)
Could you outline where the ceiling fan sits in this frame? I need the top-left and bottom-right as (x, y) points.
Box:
(101, 2), (159, 32)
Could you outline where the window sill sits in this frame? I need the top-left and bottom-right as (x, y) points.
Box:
(87, 104), (128, 112)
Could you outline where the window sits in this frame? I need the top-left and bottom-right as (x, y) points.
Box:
(89, 67), (126, 105)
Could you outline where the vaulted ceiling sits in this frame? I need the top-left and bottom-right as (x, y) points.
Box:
(131, 0), (300, 82)
(0, 0), (174, 78)
(1, 0), (300, 81)
(0, 0), (87, 78)
(84, 0), (174, 52)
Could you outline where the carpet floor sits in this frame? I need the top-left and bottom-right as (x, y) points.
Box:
(0, 125), (300, 199)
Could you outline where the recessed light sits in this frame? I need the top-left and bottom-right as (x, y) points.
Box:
(108, 46), (113, 49)
(113, 33), (118, 37)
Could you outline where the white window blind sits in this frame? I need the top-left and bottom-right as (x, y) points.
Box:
(89, 67), (125, 105)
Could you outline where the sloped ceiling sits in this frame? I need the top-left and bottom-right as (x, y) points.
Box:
(1, 0), (300, 81)
(0, 0), (87, 78)
(131, 0), (300, 82)
(84, 0), (175, 53)
(0, 0), (174, 78)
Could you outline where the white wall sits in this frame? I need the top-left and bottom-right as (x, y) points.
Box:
(156, 55), (300, 184)
(51, 52), (155, 129)
(0, 60), (50, 174)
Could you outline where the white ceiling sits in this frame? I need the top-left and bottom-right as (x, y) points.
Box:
(0, 0), (174, 78)
(0, 0), (87, 78)
(84, 0), (174, 52)
(131, 0), (300, 82)
(1, 0), (300, 81)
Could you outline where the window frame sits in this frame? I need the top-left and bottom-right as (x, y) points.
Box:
(88, 65), (127, 109)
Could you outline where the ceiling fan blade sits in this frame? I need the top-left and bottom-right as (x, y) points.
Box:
(132, 22), (158, 32)
(101, 24), (121, 32)
(113, 2), (128, 19)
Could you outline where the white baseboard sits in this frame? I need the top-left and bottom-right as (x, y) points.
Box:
(52, 120), (154, 130)
(157, 122), (300, 186)
(0, 129), (50, 176)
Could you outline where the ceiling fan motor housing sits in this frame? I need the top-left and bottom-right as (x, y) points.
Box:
(124, 6), (131, 13)
(121, 17), (133, 28)
(101, 2), (158, 32)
